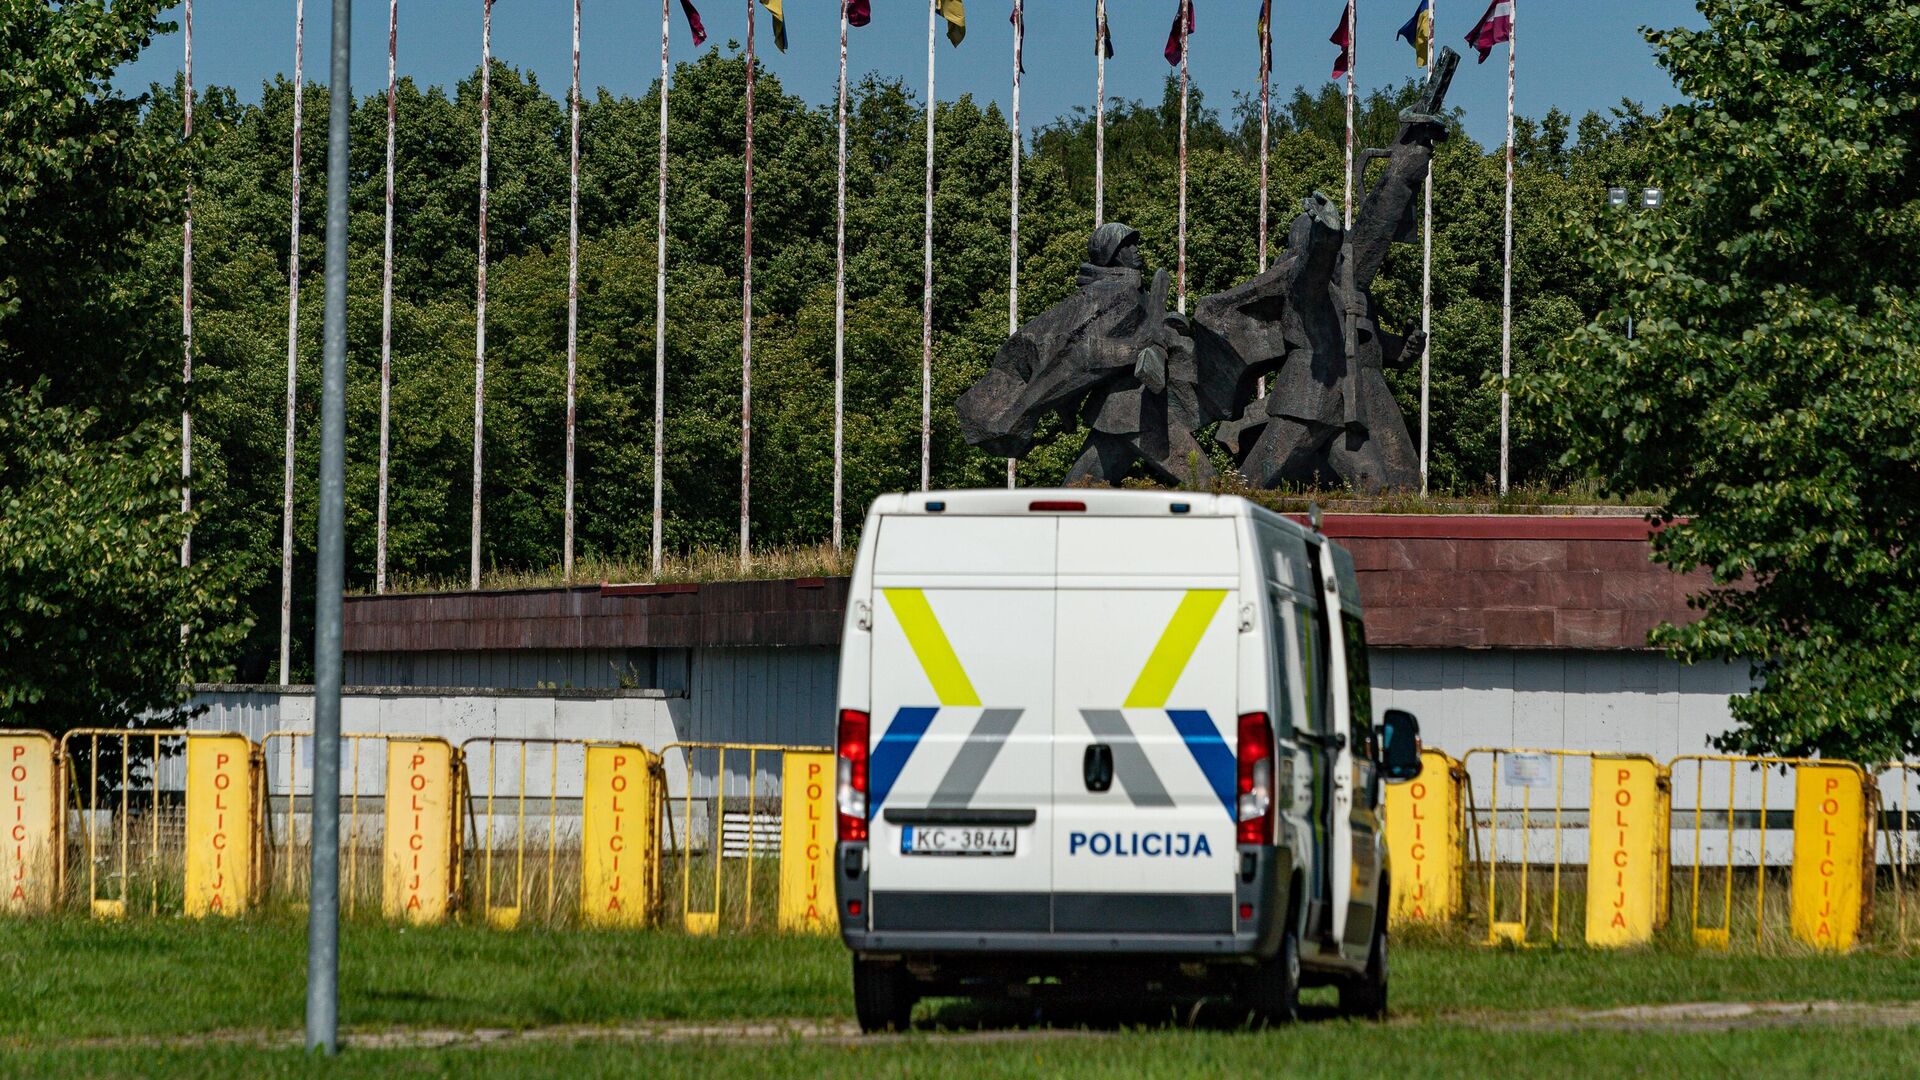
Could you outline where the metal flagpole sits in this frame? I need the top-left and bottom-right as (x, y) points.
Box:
(1419, 0), (1433, 497)
(1094, 0), (1106, 228)
(920, 0), (936, 491)
(1177, 0), (1189, 314)
(652, 0), (670, 577)
(1258, 1), (1270, 272)
(1258, 0), (1271, 399)
(377, 0), (398, 592)
(1007, 0), (1021, 489)
(564, 0), (582, 581)
(1499, 0), (1514, 495)
(741, 0), (756, 562)
(279, 0), (306, 686)
(307, 0), (354, 1051)
(1344, 0), (1355, 229)
(473, 0), (492, 589)
(1340, 0), (1359, 433)
(180, 0), (193, 578)
(834, 0), (849, 543)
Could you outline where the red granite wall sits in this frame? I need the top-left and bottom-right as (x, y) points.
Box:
(343, 516), (1703, 655)
(1316, 515), (1703, 649)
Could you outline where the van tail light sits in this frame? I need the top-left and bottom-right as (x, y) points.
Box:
(836, 709), (870, 842)
(1028, 500), (1086, 512)
(1236, 712), (1274, 845)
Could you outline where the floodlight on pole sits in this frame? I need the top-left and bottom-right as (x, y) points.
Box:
(1607, 183), (1663, 342)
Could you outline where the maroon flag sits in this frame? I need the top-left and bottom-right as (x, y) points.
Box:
(1163, 1), (1194, 67)
(680, 0), (707, 46)
(848, 0), (870, 27)
(1465, 0), (1513, 63)
(1329, 7), (1351, 79)
(1010, 6), (1025, 73)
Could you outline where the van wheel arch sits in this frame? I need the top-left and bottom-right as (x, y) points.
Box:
(1285, 868), (1307, 939)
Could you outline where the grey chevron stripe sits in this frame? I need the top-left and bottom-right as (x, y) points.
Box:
(929, 708), (1023, 808)
(1081, 709), (1174, 808)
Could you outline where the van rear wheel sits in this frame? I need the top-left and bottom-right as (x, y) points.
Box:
(1238, 926), (1302, 1025)
(852, 959), (917, 1033)
(1338, 910), (1389, 1020)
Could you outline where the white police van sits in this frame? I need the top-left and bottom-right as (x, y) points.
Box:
(834, 489), (1423, 1030)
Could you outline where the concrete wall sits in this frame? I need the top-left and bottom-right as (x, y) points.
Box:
(1373, 649), (1753, 761)
(193, 646), (1755, 795)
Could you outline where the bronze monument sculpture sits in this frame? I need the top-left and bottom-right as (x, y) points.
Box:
(958, 48), (1462, 493)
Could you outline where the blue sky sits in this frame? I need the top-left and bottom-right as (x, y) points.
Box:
(121, 1), (1704, 149)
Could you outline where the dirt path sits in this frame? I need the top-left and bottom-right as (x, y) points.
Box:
(35, 1000), (1920, 1052)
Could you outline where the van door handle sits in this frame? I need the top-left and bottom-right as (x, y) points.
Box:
(1083, 744), (1114, 792)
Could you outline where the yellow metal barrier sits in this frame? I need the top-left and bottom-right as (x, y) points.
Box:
(458, 737), (660, 929)
(183, 734), (257, 916)
(259, 732), (461, 921)
(1462, 747), (1670, 947)
(1669, 755), (1872, 950)
(1, 731), (59, 914)
(654, 741), (830, 934)
(1384, 749), (1465, 926)
(581, 745), (663, 926)
(386, 739), (459, 922)
(1879, 763), (1919, 945)
(776, 751), (838, 932)
(60, 729), (259, 918)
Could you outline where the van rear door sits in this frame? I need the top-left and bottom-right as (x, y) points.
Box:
(864, 514), (1057, 934)
(1051, 516), (1242, 935)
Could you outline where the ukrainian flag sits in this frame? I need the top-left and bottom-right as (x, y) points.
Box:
(762, 0), (786, 51)
(1397, 0), (1433, 67)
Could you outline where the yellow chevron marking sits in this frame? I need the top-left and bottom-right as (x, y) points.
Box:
(1123, 590), (1229, 709)
(881, 588), (981, 707)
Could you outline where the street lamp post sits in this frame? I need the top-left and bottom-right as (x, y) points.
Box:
(1607, 186), (1662, 340)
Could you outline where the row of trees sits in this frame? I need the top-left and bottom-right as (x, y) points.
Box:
(161, 43), (1655, 678)
(13, 2), (1912, 761)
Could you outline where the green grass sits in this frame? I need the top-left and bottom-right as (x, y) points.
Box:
(7, 1024), (1920, 1079)
(357, 481), (1663, 595)
(4, 917), (1917, 1076)
(0, 918), (847, 1041)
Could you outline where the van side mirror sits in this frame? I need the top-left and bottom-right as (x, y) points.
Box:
(1379, 709), (1422, 782)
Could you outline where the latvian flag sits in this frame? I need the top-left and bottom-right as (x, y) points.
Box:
(1465, 1), (1513, 64)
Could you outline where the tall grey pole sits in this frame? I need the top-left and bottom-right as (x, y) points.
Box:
(307, 0), (353, 1054)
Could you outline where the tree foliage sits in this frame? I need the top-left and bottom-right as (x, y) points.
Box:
(154, 53), (1650, 678)
(1536, 1), (1920, 760)
(0, 1), (248, 733)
